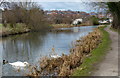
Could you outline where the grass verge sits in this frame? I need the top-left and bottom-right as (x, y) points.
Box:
(51, 24), (93, 28)
(72, 26), (111, 76)
(110, 27), (120, 34)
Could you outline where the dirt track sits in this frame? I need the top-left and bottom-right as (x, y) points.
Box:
(93, 26), (119, 76)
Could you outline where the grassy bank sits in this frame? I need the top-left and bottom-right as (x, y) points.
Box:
(72, 26), (111, 76)
(0, 23), (30, 37)
(51, 24), (73, 28)
(51, 24), (93, 28)
(110, 27), (120, 34)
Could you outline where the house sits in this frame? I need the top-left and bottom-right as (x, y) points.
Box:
(72, 18), (83, 25)
(99, 20), (109, 24)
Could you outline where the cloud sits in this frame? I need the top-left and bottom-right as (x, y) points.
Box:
(39, 2), (94, 12)
(5, 0), (120, 2)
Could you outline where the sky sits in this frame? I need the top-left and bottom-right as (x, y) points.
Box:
(38, 2), (95, 13)
(5, 0), (120, 2)
(3, 0), (119, 12)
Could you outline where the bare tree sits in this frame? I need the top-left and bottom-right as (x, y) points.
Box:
(2, 1), (49, 30)
(91, 2), (120, 29)
(0, 0), (5, 6)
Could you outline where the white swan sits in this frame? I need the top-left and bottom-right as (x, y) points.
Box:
(9, 61), (30, 72)
(9, 61), (29, 68)
(50, 55), (61, 58)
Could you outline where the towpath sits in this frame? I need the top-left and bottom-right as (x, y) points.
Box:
(93, 26), (119, 76)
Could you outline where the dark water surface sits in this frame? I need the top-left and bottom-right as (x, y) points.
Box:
(1, 26), (97, 76)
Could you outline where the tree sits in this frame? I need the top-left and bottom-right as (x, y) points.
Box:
(2, 2), (50, 31)
(91, 2), (120, 29)
(0, 0), (5, 6)
(3, 9), (17, 27)
(107, 2), (120, 29)
(91, 16), (99, 25)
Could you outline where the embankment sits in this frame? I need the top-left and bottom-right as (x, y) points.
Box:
(72, 26), (111, 76)
(1, 29), (30, 37)
(1, 23), (95, 37)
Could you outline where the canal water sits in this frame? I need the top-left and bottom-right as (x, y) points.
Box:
(1, 26), (97, 76)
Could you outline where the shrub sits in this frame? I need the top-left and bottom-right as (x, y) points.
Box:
(91, 16), (99, 25)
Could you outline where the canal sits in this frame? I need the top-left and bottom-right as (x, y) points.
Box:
(1, 26), (97, 76)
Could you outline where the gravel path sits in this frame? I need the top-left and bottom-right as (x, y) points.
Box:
(93, 26), (119, 76)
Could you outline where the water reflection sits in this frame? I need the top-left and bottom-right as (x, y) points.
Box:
(2, 31), (47, 64)
(0, 38), (2, 77)
(1, 26), (97, 76)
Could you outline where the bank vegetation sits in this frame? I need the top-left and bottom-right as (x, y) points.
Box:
(0, 2), (50, 36)
(72, 26), (111, 76)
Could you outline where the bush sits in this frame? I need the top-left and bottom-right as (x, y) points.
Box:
(91, 16), (99, 25)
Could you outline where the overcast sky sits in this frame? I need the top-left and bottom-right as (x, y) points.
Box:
(3, 0), (119, 12)
(5, 0), (119, 2)
(38, 2), (95, 13)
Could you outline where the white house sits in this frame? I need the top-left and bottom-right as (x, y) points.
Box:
(109, 19), (113, 23)
(72, 18), (83, 25)
(99, 20), (108, 24)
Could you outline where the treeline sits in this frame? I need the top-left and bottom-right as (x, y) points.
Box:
(92, 2), (120, 28)
(47, 14), (79, 24)
(46, 11), (91, 25)
(50, 14), (73, 24)
(2, 2), (50, 31)
(47, 13), (100, 25)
